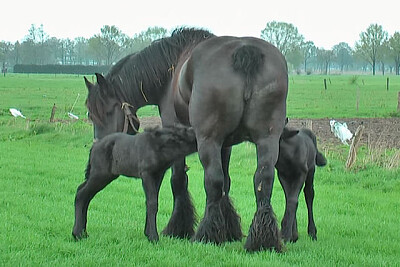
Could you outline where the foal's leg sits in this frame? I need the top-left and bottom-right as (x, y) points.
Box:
(245, 137), (282, 252)
(304, 168), (317, 240)
(221, 146), (242, 241)
(162, 159), (196, 239)
(193, 140), (228, 244)
(279, 173), (303, 243)
(142, 172), (163, 242)
(72, 174), (117, 240)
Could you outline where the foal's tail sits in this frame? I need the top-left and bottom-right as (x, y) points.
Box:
(302, 128), (327, 167)
(232, 45), (264, 101)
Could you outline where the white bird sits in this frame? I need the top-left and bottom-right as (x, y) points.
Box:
(9, 108), (26, 119)
(330, 120), (353, 145)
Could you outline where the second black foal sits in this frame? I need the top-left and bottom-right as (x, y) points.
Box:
(276, 127), (327, 242)
(72, 126), (197, 242)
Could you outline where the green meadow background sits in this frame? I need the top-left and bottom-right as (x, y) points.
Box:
(1, 74), (399, 266)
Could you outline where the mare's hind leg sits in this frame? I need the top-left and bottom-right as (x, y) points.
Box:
(279, 173), (304, 243)
(221, 146), (242, 241)
(193, 140), (228, 244)
(162, 159), (196, 239)
(245, 137), (282, 252)
(72, 174), (117, 240)
(142, 172), (163, 242)
(304, 168), (317, 240)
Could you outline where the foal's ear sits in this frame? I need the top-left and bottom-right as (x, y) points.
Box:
(84, 76), (93, 90)
(281, 127), (299, 140)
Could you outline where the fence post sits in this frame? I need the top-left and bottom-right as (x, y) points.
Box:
(387, 77), (389, 91)
(50, 103), (57, 122)
(397, 91), (400, 111)
(346, 124), (365, 169)
(324, 79), (327, 90)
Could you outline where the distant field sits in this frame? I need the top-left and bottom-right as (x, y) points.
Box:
(1, 74), (399, 266)
(1, 74), (399, 122)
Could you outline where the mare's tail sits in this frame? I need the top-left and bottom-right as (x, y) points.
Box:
(302, 128), (327, 167)
(232, 45), (264, 101)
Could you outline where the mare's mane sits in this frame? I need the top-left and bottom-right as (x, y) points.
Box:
(87, 28), (214, 122)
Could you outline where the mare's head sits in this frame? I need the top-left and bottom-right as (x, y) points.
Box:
(84, 73), (139, 141)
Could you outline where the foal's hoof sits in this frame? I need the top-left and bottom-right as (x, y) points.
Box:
(146, 233), (160, 243)
(72, 230), (88, 241)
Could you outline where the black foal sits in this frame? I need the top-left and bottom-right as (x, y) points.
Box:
(276, 127), (327, 242)
(72, 126), (197, 242)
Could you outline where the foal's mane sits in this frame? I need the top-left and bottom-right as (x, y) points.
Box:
(144, 125), (196, 151)
(108, 27), (213, 106)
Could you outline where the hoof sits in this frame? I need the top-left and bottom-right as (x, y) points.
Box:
(244, 202), (283, 252)
(221, 195), (242, 242)
(162, 192), (197, 239)
(193, 202), (226, 244)
(72, 230), (88, 241)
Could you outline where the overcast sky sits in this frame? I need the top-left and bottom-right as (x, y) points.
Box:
(2, 0), (399, 49)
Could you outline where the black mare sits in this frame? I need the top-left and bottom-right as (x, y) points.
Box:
(83, 28), (288, 252)
(276, 127), (327, 243)
(72, 126), (197, 242)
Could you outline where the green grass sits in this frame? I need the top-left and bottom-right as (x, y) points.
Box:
(1, 74), (399, 266)
(287, 75), (400, 118)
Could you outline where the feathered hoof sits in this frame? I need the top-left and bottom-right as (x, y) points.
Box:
(244, 202), (283, 252)
(162, 192), (196, 239)
(220, 195), (243, 242)
(192, 201), (227, 244)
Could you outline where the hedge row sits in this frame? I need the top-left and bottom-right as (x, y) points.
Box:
(13, 64), (111, 75)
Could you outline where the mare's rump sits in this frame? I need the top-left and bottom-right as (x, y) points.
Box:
(183, 36), (287, 251)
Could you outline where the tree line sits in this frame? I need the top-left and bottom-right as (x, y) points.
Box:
(1, 22), (399, 75)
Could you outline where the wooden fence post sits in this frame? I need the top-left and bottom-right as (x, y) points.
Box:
(346, 124), (365, 169)
(50, 103), (57, 122)
(387, 77), (389, 91)
(397, 91), (400, 111)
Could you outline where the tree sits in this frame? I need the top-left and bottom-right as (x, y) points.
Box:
(88, 36), (105, 65)
(332, 42), (353, 73)
(74, 37), (89, 65)
(388, 32), (400, 75)
(300, 41), (316, 73)
(124, 26), (168, 56)
(316, 49), (333, 74)
(98, 25), (127, 65)
(356, 24), (388, 75)
(260, 21), (304, 56)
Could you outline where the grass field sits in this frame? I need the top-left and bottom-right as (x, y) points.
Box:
(1, 74), (399, 266)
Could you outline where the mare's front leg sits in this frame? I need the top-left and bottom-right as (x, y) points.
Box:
(193, 139), (228, 244)
(72, 173), (117, 240)
(245, 137), (282, 252)
(142, 172), (163, 242)
(304, 168), (317, 240)
(162, 159), (196, 239)
(221, 146), (242, 241)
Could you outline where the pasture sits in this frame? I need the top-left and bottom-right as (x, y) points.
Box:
(1, 74), (399, 266)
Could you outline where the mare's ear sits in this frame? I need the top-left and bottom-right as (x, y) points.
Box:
(95, 73), (107, 87)
(281, 127), (299, 140)
(84, 76), (93, 90)
(95, 73), (115, 97)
